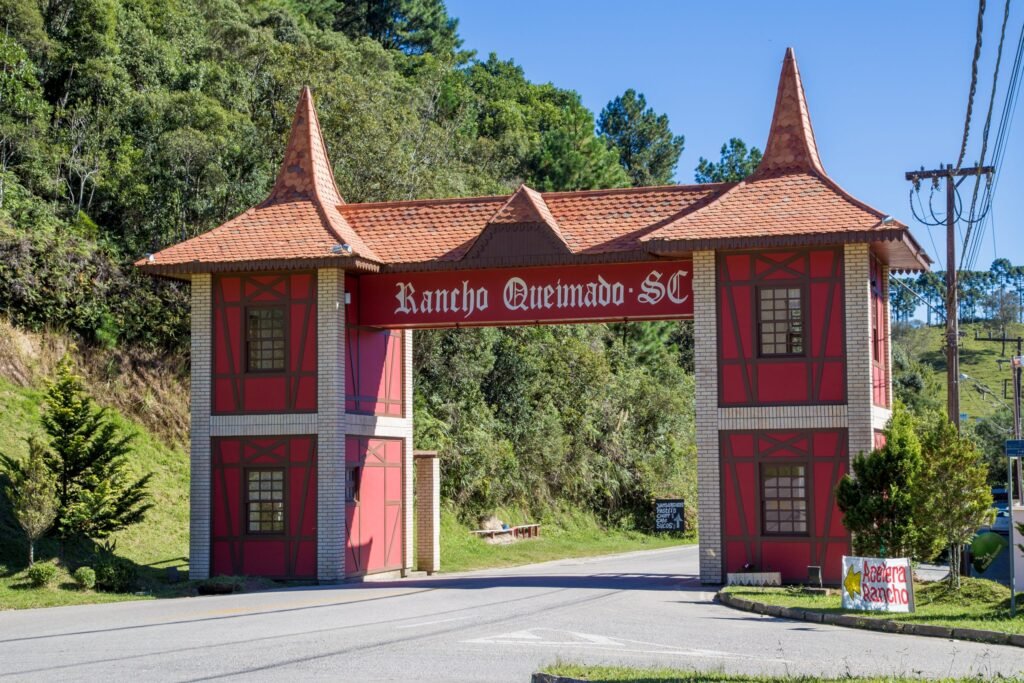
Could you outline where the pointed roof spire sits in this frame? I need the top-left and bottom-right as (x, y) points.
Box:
(754, 48), (825, 177)
(268, 86), (346, 206)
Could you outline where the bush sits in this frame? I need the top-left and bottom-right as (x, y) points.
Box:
(73, 566), (96, 590)
(197, 576), (245, 595)
(26, 562), (58, 588)
(94, 556), (137, 593)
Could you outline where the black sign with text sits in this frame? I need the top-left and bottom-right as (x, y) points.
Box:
(655, 499), (685, 532)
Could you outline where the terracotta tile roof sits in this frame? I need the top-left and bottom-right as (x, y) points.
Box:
(644, 172), (886, 241)
(642, 49), (929, 271)
(138, 49), (929, 277)
(340, 184), (727, 264)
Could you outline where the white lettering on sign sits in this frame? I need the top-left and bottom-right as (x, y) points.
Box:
(395, 281), (489, 318)
(503, 276), (625, 311)
(638, 269), (690, 305)
(391, 268), (688, 319)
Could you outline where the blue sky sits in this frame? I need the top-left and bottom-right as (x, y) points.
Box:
(446, 1), (1023, 272)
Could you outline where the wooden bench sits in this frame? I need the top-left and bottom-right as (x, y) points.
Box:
(470, 523), (541, 540)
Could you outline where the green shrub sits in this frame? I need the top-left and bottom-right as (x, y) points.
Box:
(197, 576), (245, 595)
(26, 562), (58, 587)
(94, 556), (137, 593)
(73, 566), (96, 590)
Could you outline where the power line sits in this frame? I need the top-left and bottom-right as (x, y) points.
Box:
(961, 0), (1010, 271)
(971, 17), (1024, 267)
(957, 0), (988, 171)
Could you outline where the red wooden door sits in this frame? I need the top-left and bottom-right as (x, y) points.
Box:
(345, 437), (403, 576)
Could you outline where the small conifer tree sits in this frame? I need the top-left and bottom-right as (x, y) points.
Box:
(836, 404), (922, 558)
(41, 355), (152, 539)
(915, 413), (993, 589)
(1, 439), (58, 565)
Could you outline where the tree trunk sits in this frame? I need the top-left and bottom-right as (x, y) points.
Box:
(948, 543), (961, 590)
(28, 539), (34, 566)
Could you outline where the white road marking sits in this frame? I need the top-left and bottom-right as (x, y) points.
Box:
(464, 628), (790, 663)
(395, 616), (472, 629)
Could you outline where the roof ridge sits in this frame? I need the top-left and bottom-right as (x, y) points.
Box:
(811, 170), (895, 225)
(337, 182), (734, 212)
(753, 47), (825, 178)
(640, 179), (750, 242)
(540, 182), (733, 198)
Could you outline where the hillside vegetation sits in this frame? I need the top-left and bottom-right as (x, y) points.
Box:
(0, 322), (189, 606)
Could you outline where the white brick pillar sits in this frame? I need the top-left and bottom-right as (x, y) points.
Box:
(881, 267), (894, 408)
(403, 329), (415, 575)
(317, 269), (346, 582)
(693, 250), (722, 584)
(414, 450), (440, 574)
(189, 274), (212, 580)
(844, 244), (874, 459)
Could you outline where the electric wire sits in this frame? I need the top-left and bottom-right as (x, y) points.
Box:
(969, 17), (1024, 270)
(957, 0), (988, 171)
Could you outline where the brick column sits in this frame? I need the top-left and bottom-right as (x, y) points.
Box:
(414, 450), (440, 574)
(844, 244), (874, 459)
(403, 329), (415, 575)
(189, 274), (212, 580)
(317, 269), (346, 582)
(882, 269), (893, 408)
(693, 250), (722, 584)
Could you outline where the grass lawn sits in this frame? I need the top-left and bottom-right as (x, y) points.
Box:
(724, 577), (1024, 635)
(440, 506), (695, 574)
(544, 663), (995, 682)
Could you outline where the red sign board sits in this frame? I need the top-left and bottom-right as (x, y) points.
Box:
(357, 260), (693, 328)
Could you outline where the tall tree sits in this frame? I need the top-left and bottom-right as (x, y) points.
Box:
(41, 355), (152, 539)
(1, 439), (58, 565)
(327, 0), (461, 55)
(836, 405), (922, 558)
(597, 89), (684, 187)
(0, 34), (50, 209)
(889, 278), (917, 323)
(694, 138), (762, 183)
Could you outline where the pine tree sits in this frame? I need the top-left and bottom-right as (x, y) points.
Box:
(598, 89), (685, 187)
(1, 439), (57, 565)
(694, 138), (762, 183)
(836, 404), (922, 558)
(914, 413), (993, 589)
(41, 355), (152, 539)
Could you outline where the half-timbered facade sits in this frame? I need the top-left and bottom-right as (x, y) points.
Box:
(139, 49), (929, 584)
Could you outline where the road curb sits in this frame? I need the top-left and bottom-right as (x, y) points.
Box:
(717, 590), (1021, 648)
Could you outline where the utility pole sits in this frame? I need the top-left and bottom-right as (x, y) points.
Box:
(905, 165), (994, 429)
(977, 332), (1024, 490)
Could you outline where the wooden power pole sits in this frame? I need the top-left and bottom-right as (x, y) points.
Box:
(904, 164), (993, 429)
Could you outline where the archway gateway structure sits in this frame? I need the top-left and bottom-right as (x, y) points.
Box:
(139, 49), (930, 585)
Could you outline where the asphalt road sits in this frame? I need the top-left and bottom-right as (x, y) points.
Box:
(1, 545), (1022, 682)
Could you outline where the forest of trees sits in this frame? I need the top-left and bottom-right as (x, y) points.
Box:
(891, 259), (1024, 326)
(0, 0), (771, 528)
